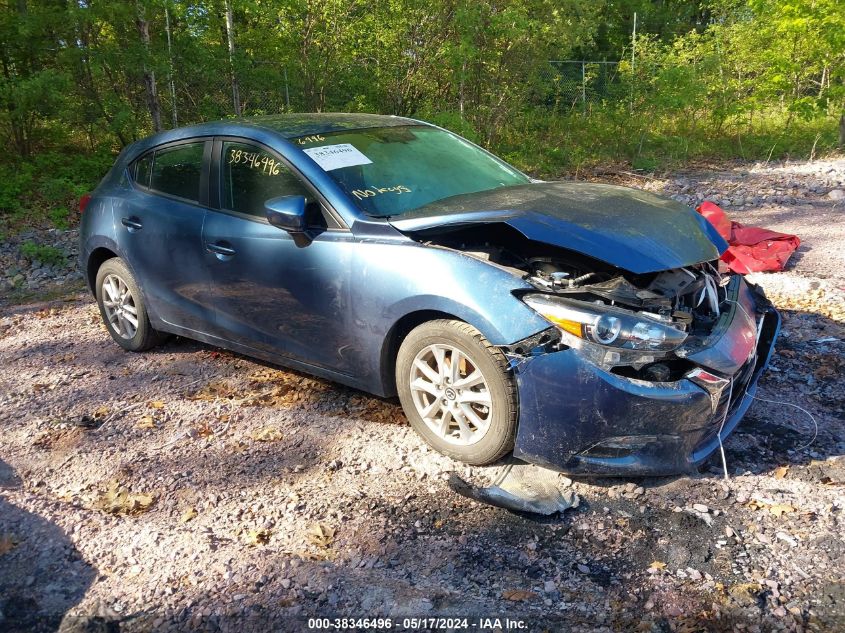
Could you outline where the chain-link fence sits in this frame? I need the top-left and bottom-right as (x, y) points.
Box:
(157, 61), (293, 127)
(531, 61), (623, 112)
(159, 60), (627, 126)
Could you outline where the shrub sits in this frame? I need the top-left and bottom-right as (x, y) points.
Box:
(20, 241), (66, 267)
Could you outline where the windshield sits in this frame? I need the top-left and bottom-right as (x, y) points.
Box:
(294, 125), (530, 217)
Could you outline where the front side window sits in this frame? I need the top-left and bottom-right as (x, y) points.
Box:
(222, 141), (310, 217)
(149, 142), (205, 202)
(293, 125), (530, 218)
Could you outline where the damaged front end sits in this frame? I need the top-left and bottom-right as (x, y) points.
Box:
(424, 225), (780, 476)
(512, 265), (778, 476)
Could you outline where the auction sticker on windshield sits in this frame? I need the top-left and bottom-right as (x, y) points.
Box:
(303, 143), (372, 171)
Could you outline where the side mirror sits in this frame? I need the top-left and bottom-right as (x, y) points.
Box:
(265, 195), (307, 234)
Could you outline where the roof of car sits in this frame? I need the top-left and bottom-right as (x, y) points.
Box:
(150, 113), (420, 143)
(120, 113), (424, 164)
(243, 113), (421, 138)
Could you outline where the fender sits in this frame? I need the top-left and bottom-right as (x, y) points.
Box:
(80, 232), (166, 328)
(383, 293), (537, 347)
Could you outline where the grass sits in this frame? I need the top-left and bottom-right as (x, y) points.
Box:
(492, 109), (842, 177)
(0, 147), (113, 236)
(20, 240), (67, 267)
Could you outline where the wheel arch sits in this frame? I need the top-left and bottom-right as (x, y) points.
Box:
(86, 247), (119, 295)
(376, 291), (543, 398)
(379, 310), (465, 398)
(85, 246), (161, 328)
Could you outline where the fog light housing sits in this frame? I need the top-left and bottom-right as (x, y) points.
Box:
(642, 363), (672, 382)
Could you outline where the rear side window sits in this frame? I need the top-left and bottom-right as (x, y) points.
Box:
(149, 142), (205, 202)
(222, 141), (310, 216)
(134, 154), (153, 187)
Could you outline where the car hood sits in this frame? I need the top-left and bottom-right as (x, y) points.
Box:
(388, 182), (727, 274)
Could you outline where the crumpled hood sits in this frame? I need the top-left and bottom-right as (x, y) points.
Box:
(388, 182), (727, 274)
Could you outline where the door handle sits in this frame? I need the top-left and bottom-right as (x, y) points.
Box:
(206, 242), (236, 258)
(121, 217), (143, 231)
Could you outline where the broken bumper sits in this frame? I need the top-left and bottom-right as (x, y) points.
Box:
(512, 280), (780, 476)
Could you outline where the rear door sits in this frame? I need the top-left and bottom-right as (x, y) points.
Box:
(114, 139), (215, 333)
(201, 137), (357, 373)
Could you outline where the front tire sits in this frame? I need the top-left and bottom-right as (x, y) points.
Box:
(395, 319), (517, 465)
(95, 258), (164, 352)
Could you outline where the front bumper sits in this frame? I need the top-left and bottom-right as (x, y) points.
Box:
(511, 279), (780, 476)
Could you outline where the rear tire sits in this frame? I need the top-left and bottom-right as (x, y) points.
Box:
(395, 319), (517, 465)
(95, 258), (165, 352)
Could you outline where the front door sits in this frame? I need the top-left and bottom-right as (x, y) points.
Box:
(202, 139), (356, 374)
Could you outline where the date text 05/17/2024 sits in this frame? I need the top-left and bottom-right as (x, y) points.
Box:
(306, 617), (529, 630)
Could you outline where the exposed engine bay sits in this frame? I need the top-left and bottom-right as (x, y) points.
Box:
(522, 254), (727, 335)
(423, 224), (739, 380)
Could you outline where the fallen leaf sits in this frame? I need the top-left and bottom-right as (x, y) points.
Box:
(747, 499), (797, 516)
(649, 560), (667, 570)
(294, 549), (327, 561)
(180, 507), (198, 523)
(150, 401), (166, 409)
(127, 493), (154, 513)
(190, 381), (239, 402)
(91, 480), (155, 515)
(93, 405), (110, 419)
(194, 422), (214, 438)
(229, 440), (248, 454)
(0, 534), (18, 556)
(250, 368), (285, 383)
(306, 523), (335, 548)
(772, 466), (789, 479)
(251, 426), (283, 442)
(137, 416), (157, 430)
(768, 504), (796, 517)
(502, 589), (538, 602)
(244, 528), (271, 546)
(728, 583), (762, 607)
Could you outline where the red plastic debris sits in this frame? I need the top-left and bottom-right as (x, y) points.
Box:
(79, 193), (92, 214)
(696, 201), (801, 274)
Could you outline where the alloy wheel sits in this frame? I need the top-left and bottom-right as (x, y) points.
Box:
(101, 273), (139, 339)
(408, 343), (493, 446)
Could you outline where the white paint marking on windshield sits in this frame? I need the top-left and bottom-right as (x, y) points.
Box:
(302, 143), (373, 171)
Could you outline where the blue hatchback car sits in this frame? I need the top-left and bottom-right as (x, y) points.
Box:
(79, 113), (779, 476)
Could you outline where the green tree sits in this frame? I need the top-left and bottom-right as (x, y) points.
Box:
(0, 0), (73, 156)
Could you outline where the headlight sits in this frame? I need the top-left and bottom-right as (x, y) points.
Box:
(523, 294), (687, 351)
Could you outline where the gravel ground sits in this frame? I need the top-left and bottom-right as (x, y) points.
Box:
(1, 158), (844, 632)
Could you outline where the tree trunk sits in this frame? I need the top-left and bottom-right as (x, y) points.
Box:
(224, 0), (241, 116)
(839, 113), (845, 151)
(135, 1), (162, 132)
